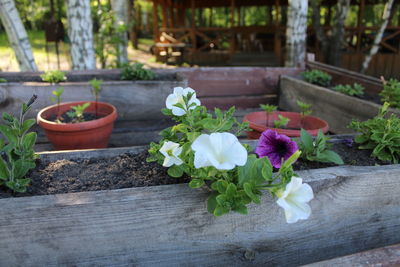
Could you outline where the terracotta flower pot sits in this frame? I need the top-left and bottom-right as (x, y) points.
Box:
(243, 111), (329, 139)
(37, 101), (117, 150)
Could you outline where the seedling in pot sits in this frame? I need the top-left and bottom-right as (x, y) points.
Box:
(66, 103), (91, 123)
(273, 114), (290, 128)
(0, 95), (38, 193)
(260, 104), (277, 127)
(50, 87), (64, 122)
(297, 100), (312, 128)
(297, 129), (343, 165)
(89, 78), (103, 118)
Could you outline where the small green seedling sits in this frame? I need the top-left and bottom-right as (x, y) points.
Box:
(273, 114), (290, 128)
(260, 104), (277, 126)
(89, 78), (103, 118)
(67, 103), (91, 123)
(297, 100), (312, 117)
(0, 95), (38, 192)
(40, 70), (66, 84)
(50, 87), (64, 120)
(297, 129), (343, 165)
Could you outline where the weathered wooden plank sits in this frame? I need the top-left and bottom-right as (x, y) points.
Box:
(0, 146), (399, 266)
(201, 95), (277, 109)
(305, 243), (400, 267)
(279, 75), (400, 134)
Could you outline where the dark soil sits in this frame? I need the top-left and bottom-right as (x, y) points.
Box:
(0, 137), (391, 199)
(47, 111), (98, 123)
(0, 150), (190, 199)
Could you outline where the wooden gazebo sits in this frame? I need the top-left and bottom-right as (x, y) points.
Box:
(150, 0), (400, 78)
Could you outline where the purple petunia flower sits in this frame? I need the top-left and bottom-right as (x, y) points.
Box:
(255, 129), (298, 168)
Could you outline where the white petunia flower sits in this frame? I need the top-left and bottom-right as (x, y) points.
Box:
(191, 132), (247, 170)
(159, 141), (183, 167)
(166, 87), (201, 116)
(276, 177), (314, 224)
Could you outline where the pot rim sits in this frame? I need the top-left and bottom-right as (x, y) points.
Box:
(37, 101), (118, 132)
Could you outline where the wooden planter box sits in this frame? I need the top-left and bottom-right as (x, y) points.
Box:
(0, 145), (399, 266)
(279, 75), (400, 134)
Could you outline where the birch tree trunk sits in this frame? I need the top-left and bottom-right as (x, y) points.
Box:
(111, 0), (129, 65)
(361, 0), (395, 74)
(328, 0), (350, 66)
(66, 0), (96, 70)
(0, 0), (37, 71)
(285, 0), (308, 68)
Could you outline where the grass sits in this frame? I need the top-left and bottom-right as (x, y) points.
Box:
(0, 31), (163, 71)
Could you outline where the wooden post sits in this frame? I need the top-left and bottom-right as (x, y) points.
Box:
(161, 0), (168, 28)
(190, 0), (196, 61)
(274, 0), (282, 65)
(356, 0), (365, 52)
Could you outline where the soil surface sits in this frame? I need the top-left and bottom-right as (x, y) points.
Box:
(0, 137), (391, 199)
(48, 111), (98, 123)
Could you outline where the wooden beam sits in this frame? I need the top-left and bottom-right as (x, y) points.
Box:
(152, 0), (159, 43)
(229, 0), (236, 55)
(161, 0), (168, 28)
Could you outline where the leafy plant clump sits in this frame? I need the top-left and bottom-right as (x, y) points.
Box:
(333, 83), (365, 97)
(40, 70), (67, 84)
(297, 129), (343, 165)
(0, 95), (38, 192)
(147, 87), (314, 223)
(66, 103), (91, 123)
(380, 78), (400, 109)
(121, 63), (155, 81)
(0, 78), (7, 83)
(302, 70), (332, 87)
(349, 102), (400, 163)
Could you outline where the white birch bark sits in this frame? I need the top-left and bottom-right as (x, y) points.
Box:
(361, 0), (395, 73)
(0, 0), (38, 71)
(66, 0), (96, 70)
(285, 0), (308, 68)
(111, 0), (129, 65)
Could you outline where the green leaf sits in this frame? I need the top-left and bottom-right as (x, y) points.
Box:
(225, 183), (237, 197)
(0, 158), (9, 180)
(188, 178), (204, 188)
(234, 204), (248, 215)
(21, 119), (36, 134)
(0, 125), (18, 144)
(13, 159), (35, 179)
(214, 205), (230, 216)
(2, 112), (14, 123)
(216, 180), (228, 194)
(207, 192), (218, 214)
(22, 132), (37, 150)
(243, 182), (261, 204)
(300, 128), (313, 149)
(238, 155), (257, 186)
(167, 165), (184, 178)
(261, 158), (273, 181)
(318, 150), (344, 165)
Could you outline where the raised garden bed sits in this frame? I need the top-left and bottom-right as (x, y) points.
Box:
(0, 140), (399, 265)
(279, 75), (400, 134)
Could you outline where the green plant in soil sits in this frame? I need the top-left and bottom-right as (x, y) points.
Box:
(333, 83), (365, 96)
(50, 87), (64, 121)
(349, 102), (400, 163)
(89, 78), (103, 118)
(379, 78), (400, 109)
(260, 104), (277, 126)
(121, 63), (155, 81)
(302, 69), (332, 87)
(40, 70), (66, 84)
(0, 95), (38, 193)
(297, 100), (312, 128)
(297, 129), (343, 164)
(273, 114), (290, 128)
(66, 103), (91, 123)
